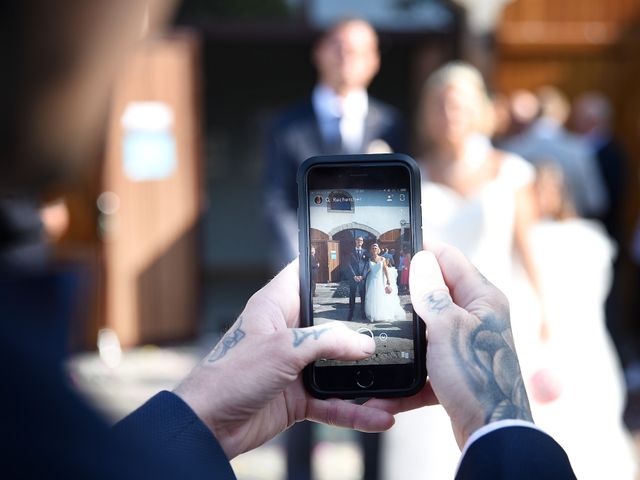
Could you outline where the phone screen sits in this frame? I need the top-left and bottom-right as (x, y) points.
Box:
(304, 162), (423, 395)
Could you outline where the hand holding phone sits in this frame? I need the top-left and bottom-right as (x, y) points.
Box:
(297, 153), (426, 399)
(365, 246), (533, 448)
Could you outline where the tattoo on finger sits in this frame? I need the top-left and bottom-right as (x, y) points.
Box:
(425, 291), (453, 313)
(292, 327), (330, 348)
(207, 317), (246, 363)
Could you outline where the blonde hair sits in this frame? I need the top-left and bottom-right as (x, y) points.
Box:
(420, 61), (495, 138)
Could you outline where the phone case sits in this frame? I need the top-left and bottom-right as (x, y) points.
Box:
(297, 153), (426, 399)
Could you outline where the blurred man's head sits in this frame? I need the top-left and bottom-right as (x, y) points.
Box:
(537, 86), (571, 126)
(510, 89), (540, 127)
(312, 19), (380, 96)
(0, 0), (176, 193)
(355, 236), (364, 248)
(572, 92), (613, 136)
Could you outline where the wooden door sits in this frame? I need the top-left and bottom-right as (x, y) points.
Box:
(310, 241), (327, 284)
(327, 240), (340, 282)
(101, 32), (203, 347)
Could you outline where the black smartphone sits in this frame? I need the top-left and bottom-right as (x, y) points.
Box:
(297, 153), (426, 399)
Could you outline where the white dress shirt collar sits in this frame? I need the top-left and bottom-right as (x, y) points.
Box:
(312, 84), (368, 119)
(312, 84), (369, 152)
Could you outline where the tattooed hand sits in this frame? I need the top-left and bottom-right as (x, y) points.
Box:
(366, 244), (533, 448)
(173, 260), (394, 460)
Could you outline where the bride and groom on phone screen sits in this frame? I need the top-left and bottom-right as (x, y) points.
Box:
(347, 237), (406, 323)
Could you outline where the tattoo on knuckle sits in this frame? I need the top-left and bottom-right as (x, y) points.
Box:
(292, 327), (330, 348)
(425, 291), (453, 313)
(207, 316), (247, 363)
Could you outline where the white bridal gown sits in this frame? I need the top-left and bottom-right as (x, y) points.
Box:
(526, 219), (636, 479)
(365, 261), (405, 322)
(382, 140), (539, 480)
(382, 137), (636, 479)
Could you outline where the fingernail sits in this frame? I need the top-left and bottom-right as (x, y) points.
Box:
(360, 334), (376, 355)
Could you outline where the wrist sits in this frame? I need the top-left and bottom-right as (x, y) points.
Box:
(174, 377), (237, 458)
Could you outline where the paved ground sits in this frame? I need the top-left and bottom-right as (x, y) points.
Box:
(312, 282), (414, 366)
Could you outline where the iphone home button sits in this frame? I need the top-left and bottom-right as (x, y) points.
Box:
(356, 369), (374, 389)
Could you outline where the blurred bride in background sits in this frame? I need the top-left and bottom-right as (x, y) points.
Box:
(381, 62), (542, 479)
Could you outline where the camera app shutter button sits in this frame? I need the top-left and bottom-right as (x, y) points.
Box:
(356, 327), (374, 339)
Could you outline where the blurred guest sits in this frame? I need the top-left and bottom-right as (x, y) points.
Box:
(389, 248), (397, 263)
(310, 245), (320, 297)
(264, 18), (405, 269)
(626, 116), (640, 391)
(571, 92), (630, 365)
(40, 197), (70, 243)
(0, 195), (49, 270)
(571, 92), (628, 242)
(398, 248), (410, 294)
(509, 89), (541, 137)
(502, 86), (608, 218)
(491, 89), (540, 147)
(527, 163), (636, 479)
(265, 18), (405, 480)
(382, 62), (541, 480)
(381, 247), (395, 267)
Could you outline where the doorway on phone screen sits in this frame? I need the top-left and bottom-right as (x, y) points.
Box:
(308, 187), (414, 367)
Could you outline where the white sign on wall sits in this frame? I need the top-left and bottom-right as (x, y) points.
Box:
(121, 102), (177, 182)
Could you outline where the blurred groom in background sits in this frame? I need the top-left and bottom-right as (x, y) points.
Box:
(265, 18), (406, 269)
(264, 18), (406, 480)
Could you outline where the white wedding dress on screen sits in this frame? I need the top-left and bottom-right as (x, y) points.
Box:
(382, 141), (539, 480)
(365, 261), (405, 322)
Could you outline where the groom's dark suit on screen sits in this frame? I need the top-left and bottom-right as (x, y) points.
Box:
(347, 246), (370, 321)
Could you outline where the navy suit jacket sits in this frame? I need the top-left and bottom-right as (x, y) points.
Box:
(0, 267), (235, 480)
(593, 138), (628, 241)
(457, 426), (576, 479)
(266, 97), (405, 212)
(264, 96), (406, 266)
(0, 266), (575, 479)
(347, 248), (370, 282)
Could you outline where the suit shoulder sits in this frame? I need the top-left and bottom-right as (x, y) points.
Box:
(270, 99), (315, 132)
(368, 97), (403, 121)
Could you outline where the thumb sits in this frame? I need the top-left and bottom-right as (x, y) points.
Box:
(409, 251), (465, 326)
(288, 322), (376, 368)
